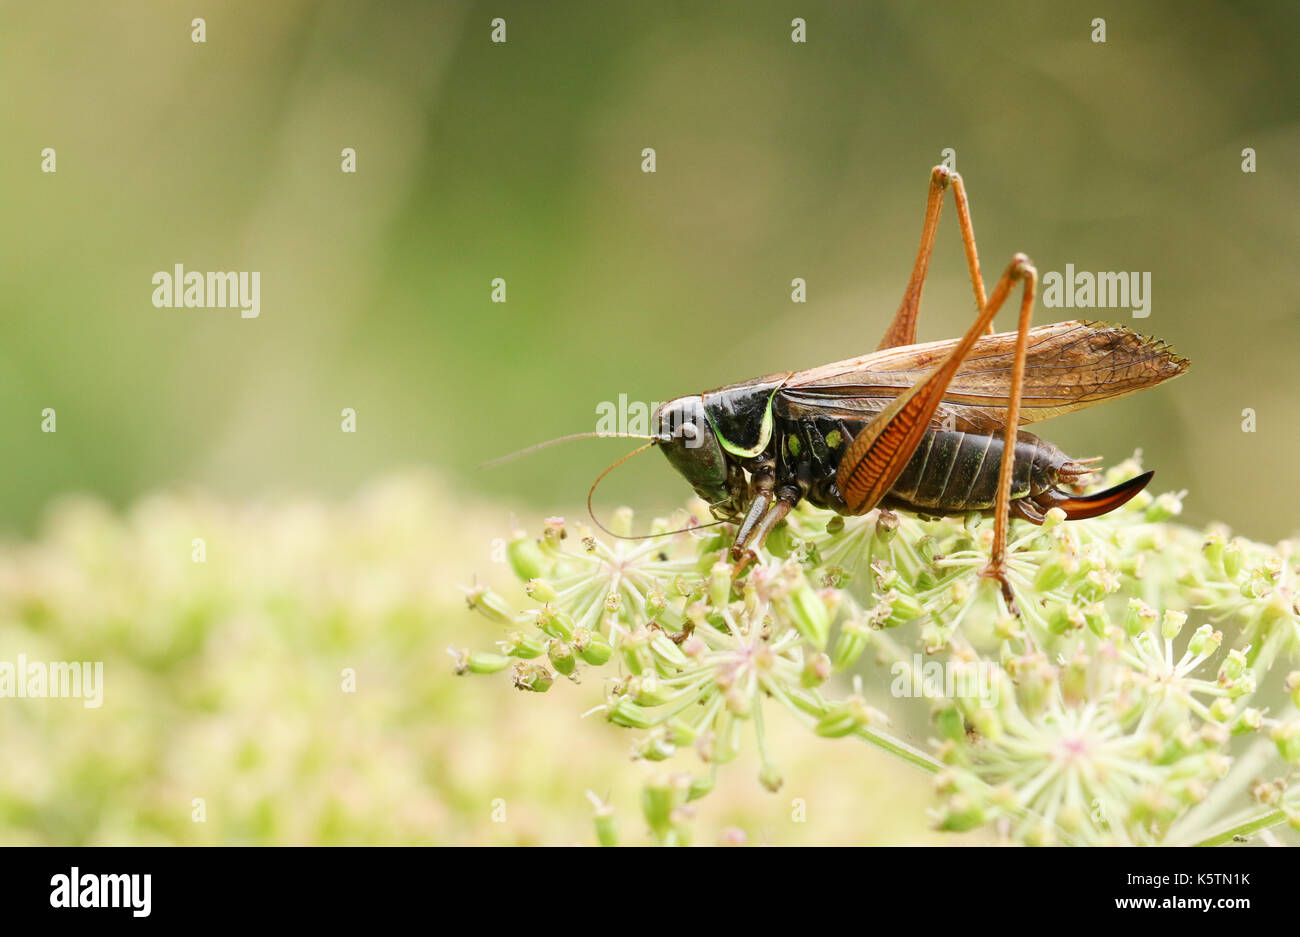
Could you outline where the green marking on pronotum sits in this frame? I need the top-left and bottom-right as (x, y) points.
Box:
(708, 385), (781, 458)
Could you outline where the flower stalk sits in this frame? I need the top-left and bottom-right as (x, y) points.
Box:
(458, 456), (1300, 845)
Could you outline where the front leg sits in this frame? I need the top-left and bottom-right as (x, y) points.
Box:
(730, 460), (776, 567)
(731, 486), (802, 576)
(729, 459), (804, 575)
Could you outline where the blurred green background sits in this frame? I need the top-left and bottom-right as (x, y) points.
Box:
(1, 0), (1298, 844)
(3, 0), (1299, 538)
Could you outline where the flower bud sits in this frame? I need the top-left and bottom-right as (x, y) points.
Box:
(933, 705), (965, 743)
(1073, 569), (1118, 604)
(687, 774), (716, 801)
(802, 652), (832, 688)
(832, 618), (870, 671)
(507, 534), (547, 581)
(533, 604), (574, 640)
(1227, 672), (1257, 699)
(969, 706), (1001, 742)
(1062, 654), (1089, 707)
(465, 651), (512, 675)
(1041, 506), (1067, 529)
(505, 630), (547, 659)
(709, 561), (732, 608)
(548, 640), (576, 676)
(524, 577), (558, 604)
(648, 631), (690, 672)
(1222, 539), (1243, 578)
(1285, 672), (1300, 709)
(630, 675), (675, 707)
(1240, 575), (1270, 600)
(589, 796), (618, 847)
(1202, 533), (1225, 573)
(1144, 492), (1181, 522)
(1218, 648), (1248, 683)
(540, 519), (566, 548)
(1014, 656), (1055, 717)
(1033, 556), (1072, 593)
(1232, 707), (1262, 735)
(1118, 551), (1146, 578)
(641, 776), (683, 840)
(1160, 609), (1188, 641)
(608, 698), (656, 729)
(1207, 697), (1234, 723)
(511, 661), (554, 693)
(1187, 623), (1221, 657)
(816, 697), (875, 738)
(1123, 598), (1158, 637)
(759, 762), (783, 793)
(635, 731), (676, 762)
(1047, 603), (1085, 635)
(620, 629), (650, 675)
(786, 582), (831, 649)
(993, 614), (1022, 641)
(935, 794), (985, 832)
(662, 718), (697, 747)
(573, 628), (612, 666)
(462, 584), (517, 625)
(1271, 722), (1300, 764)
(885, 589), (926, 628)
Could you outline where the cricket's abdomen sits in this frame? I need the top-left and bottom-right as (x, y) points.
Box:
(779, 419), (1081, 519)
(883, 428), (1064, 514)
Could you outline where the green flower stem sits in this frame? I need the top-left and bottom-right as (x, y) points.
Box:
(763, 674), (943, 774)
(1192, 809), (1289, 848)
(853, 726), (943, 775)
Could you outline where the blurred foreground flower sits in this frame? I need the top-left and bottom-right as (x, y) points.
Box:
(458, 457), (1300, 845)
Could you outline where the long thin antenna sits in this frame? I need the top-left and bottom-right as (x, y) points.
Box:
(585, 443), (728, 541)
(481, 431), (659, 469)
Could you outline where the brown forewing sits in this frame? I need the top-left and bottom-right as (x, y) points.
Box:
(777, 320), (1188, 432)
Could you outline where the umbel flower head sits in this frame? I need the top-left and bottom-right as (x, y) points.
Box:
(455, 457), (1300, 846)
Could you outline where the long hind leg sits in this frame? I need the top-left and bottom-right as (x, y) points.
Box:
(837, 253), (1037, 517)
(876, 166), (992, 351)
(982, 259), (1039, 612)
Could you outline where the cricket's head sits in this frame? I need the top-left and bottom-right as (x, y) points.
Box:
(652, 395), (731, 506)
